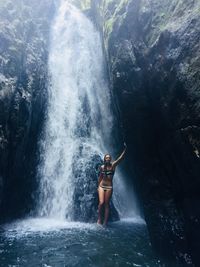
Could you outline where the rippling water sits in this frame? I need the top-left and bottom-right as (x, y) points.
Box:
(0, 217), (166, 267)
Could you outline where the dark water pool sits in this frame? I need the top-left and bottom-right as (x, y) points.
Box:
(0, 217), (167, 267)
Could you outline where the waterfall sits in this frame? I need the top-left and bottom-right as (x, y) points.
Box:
(35, 1), (138, 221)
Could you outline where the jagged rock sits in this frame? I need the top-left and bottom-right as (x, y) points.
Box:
(0, 0), (55, 221)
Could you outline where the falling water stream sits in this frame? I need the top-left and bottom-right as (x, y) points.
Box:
(0, 1), (166, 266)
(36, 1), (114, 220)
(36, 0), (138, 221)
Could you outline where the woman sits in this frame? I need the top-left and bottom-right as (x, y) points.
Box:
(97, 142), (127, 226)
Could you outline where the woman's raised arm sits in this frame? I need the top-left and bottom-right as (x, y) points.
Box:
(112, 142), (127, 168)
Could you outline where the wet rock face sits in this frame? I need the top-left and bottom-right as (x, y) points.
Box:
(95, 0), (200, 265)
(0, 0), (55, 221)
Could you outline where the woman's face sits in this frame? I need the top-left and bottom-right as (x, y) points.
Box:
(104, 154), (111, 163)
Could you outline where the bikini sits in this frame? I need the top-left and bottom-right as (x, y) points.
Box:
(99, 167), (115, 191)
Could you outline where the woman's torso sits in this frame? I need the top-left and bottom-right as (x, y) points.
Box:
(99, 164), (115, 187)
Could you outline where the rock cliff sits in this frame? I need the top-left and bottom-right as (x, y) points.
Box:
(0, 0), (55, 220)
(93, 0), (200, 265)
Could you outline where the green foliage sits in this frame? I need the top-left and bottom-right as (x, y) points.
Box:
(100, 0), (129, 47)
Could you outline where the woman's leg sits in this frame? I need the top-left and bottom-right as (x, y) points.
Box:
(103, 189), (113, 226)
(97, 186), (105, 224)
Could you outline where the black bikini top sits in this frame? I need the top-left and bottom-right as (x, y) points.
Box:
(100, 165), (115, 179)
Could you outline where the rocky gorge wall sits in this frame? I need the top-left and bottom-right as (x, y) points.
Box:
(90, 0), (200, 265)
(0, 0), (55, 220)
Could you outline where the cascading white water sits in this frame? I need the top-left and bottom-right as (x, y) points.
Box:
(36, 1), (139, 221)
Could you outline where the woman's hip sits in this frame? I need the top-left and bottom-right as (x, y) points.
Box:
(98, 184), (113, 191)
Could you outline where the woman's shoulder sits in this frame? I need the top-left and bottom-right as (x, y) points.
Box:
(99, 164), (104, 170)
